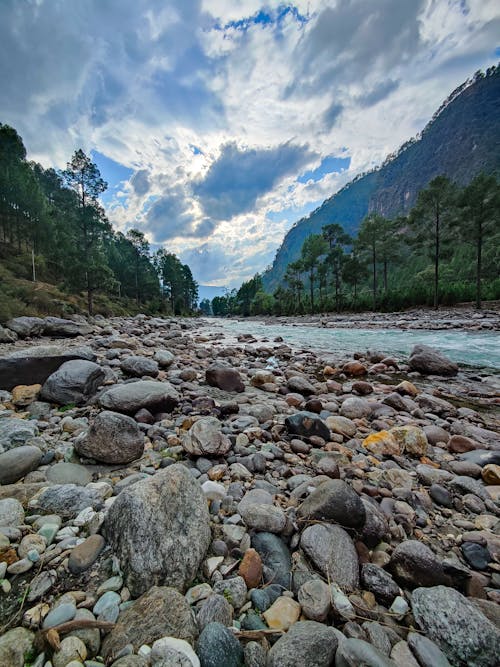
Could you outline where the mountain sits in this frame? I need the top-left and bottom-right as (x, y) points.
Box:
(263, 65), (500, 291)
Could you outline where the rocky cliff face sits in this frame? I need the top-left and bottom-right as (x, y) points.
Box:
(263, 66), (500, 291)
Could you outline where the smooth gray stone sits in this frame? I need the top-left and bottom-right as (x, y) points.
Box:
(335, 638), (398, 667)
(46, 462), (92, 486)
(196, 622), (244, 667)
(301, 523), (359, 591)
(407, 632), (451, 667)
(75, 410), (144, 464)
(99, 379), (179, 414)
(0, 445), (42, 484)
(41, 359), (105, 406)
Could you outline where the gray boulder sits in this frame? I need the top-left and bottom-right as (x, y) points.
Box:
(408, 345), (458, 376)
(29, 484), (104, 518)
(41, 359), (105, 405)
(120, 355), (159, 378)
(103, 464), (211, 597)
(411, 585), (500, 667)
(0, 344), (96, 390)
(0, 325), (17, 343)
(298, 479), (366, 528)
(99, 379), (179, 414)
(301, 523), (359, 591)
(43, 317), (92, 337)
(0, 445), (42, 484)
(268, 621), (338, 667)
(181, 417), (232, 457)
(0, 417), (38, 453)
(206, 365), (245, 392)
(6, 316), (45, 338)
(336, 638), (397, 667)
(154, 349), (175, 368)
(75, 410), (144, 464)
(389, 540), (451, 589)
(285, 411), (330, 441)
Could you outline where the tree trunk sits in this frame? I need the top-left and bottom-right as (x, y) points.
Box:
(383, 260), (388, 293)
(87, 288), (93, 316)
(309, 269), (314, 313)
(372, 244), (377, 311)
(434, 205), (440, 310)
(476, 220), (482, 309)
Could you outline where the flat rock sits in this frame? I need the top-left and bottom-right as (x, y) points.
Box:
(103, 464), (211, 596)
(46, 462), (92, 486)
(29, 484), (104, 518)
(75, 410), (144, 464)
(43, 317), (92, 337)
(6, 316), (45, 337)
(99, 379), (179, 414)
(411, 585), (500, 667)
(102, 586), (198, 661)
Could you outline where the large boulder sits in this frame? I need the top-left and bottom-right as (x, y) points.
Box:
(412, 586), (500, 667)
(181, 417), (232, 456)
(5, 316), (45, 338)
(103, 464), (211, 597)
(102, 586), (198, 661)
(206, 365), (245, 392)
(40, 359), (105, 405)
(43, 317), (92, 337)
(99, 380), (179, 414)
(75, 410), (144, 464)
(0, 417), (38, 453)
(120, 355), (159, 378)
(408, 345), (458, 376)
(0, 325), (17, 343)
(0, 345), (96, 390)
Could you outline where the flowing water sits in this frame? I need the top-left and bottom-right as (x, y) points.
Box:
(205, 318), (500, 371)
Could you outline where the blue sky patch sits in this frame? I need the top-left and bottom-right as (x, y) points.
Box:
(91, 150), (133, 204)
(298, 155), (351, 184)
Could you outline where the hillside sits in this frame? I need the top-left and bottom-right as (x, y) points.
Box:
(263, 65), (500, 291)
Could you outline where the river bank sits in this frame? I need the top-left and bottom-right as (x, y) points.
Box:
(0, 314), (499, 667)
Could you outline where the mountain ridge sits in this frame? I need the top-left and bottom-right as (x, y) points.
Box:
(263, 65), (500, 291)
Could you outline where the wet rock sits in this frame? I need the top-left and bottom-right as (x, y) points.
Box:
(206, 365), (244, 392)
(103, 464), (211, 596)
(120, 355), (159, 378)
(182, 417), (232, 457)
(411, 585), (499, 667)
(267, 620), (338, 667)
(75, 410), (145, 464)
(196, 622), (244, 667)
(41, 359), (105, 405)
(408, 345), (458, 377)
(102, 586), (198, 660)
(99, 379), (179, 413)
(298, 479), (366, 528)
(301, 524), (359, 591)
(0, 445), (42, 484)
(389, 540), (450, 589)
(285, 411), (330, 441)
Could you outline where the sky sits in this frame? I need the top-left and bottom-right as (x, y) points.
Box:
(1, 1), (498, 288)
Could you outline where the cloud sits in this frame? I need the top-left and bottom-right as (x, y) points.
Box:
(358, 79), (401, 107)
(131, 169), (150, 195)
(193, 141), (317, 220)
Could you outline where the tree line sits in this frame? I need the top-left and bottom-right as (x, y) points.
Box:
(0, 124), (198, 317)
(210, 174), (500, 316)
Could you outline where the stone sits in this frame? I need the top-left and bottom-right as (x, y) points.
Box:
(52, 636), (87, 667)
(182, 417), (232, 457)
(244, 641), (266, 667)
(6, 316), (45, 337)
(389, 540), (450, 589)
(0, 497), (24, 526)
(240, 503), (286, 533)
(267, 620), (338, 667)
(0, 627), (35, 667)
(68, 534), (106, 574)
(237, 489), (274, 514)
(0, 445), (42, 484)
(71, 608), (101, 658)
(43, 316), (92, 337)
(120, 355), (159, 377)
(0, 418), (38, 453)
(75, 410), (145, 464)
(29, 484), (104, 518)
(298, 580), (331, 621)
(213, 576), (247, 610)
(342, 361), (368, 376)
(362, 431), (400, 457)
(423, 425), (449, 445)
(301, 524), (359, 591)
(408, 345), (458, 376)
(206, 365), (245, 393)
(482, 464), (500, 485)
(251, 532), (292, 589)
(263, 596), (301, 630)
(11, 384), (41, 406)
(99, 380), (179, 414)
(196, 622), (244, 667)
(336, 638), (397, 667)
(285, 411), (330, 441)
(103, 464), (211, 596)
(0, 344), (97, 390)
(360, 564), (399, 606)
(238, 548), (262, 588)
(298, 479), (366, 529)
(326, 415), (357, 437)
(390, 426), (428, 457)
(196, 594), (233, 631)
(41, 360), (105, 405)
(448, 434), (478, 453)
(406, 632), (451, 667)
(152, 637), (200, 666)
(155, 349), (175, 367)
(103, 586), (198, 660)
(391, 641), (420, 667)
(461, 541), (491, 570)
(340, 397), (372, 419)
(46, 462), (92, 486)
(362, 499), (390, 548)
(0, 325), (17, 342)
(287, 375), (317, 395)
(43, 601), (77, 628)
(411, 585), (499, 667)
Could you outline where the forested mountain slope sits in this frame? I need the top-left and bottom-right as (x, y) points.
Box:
(263, 66), (500, 291)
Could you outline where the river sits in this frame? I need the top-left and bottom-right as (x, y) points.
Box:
(203, 318), (500, 371)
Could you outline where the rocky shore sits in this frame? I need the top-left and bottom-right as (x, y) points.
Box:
(0, 314), (499, 667)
